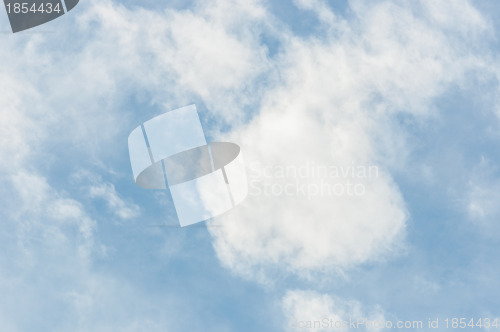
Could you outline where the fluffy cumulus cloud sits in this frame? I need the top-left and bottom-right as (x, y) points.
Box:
(282, 290), (385, 332)
(209, 0), (496, 281)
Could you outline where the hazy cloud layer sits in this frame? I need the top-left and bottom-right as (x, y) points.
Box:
(1, 0), (500, 330)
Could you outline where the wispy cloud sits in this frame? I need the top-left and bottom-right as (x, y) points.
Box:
(282, 289), (385, 332)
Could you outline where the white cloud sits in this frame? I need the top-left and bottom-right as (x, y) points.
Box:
(465, 157), (500, 228)
(209, 0), (496, 282)
(67, 169), (140, 220)
(71, 0), (271, 126)
(282, 290), (385, 332)
(0, 0), (272, 329)
(0, 74), (40, 172)
(1, 0), (499, 329)
(89, 182), (140, 219)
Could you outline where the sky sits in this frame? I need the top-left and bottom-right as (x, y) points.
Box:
(1, 0), (500, 331)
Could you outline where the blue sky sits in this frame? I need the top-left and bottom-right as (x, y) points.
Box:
(1, 0), (500, 331)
